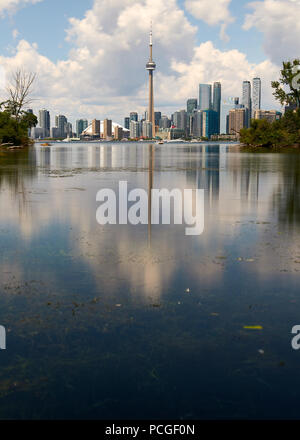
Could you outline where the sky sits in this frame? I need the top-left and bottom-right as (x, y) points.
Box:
(0, 0), (299, 130)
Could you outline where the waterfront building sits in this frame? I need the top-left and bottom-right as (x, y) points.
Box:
(31, 127), (45, 139)
(76, 119), (88, 137)
(114, 126), (123, 140)
(55, 115), (68, 138)
(92, 119), (100, 136)
(124, 117), (130, 130)
(159, 128), (185, 140)
(130, 120), (141, 138)
(146, 25), (156, 138)
(142, 120), (153, 138)
(50, 127), (60, 138)
(66, 122), (73, 137)
(228, 108), (246, 138)
(130, 112), (138, 122)
(103, 119), (112, 139)
(38, 109), (50, 137)
(173, 110), (187, 134)
(252, 77), (261, 115)
(155, 111), (161, 127)
(159, 115), (171, 129)
(213, 82), (221, 134)
(254, 109), (282, 123)
(202, 109), (218, 139)
(187, 99), (197, 117)
(199, 84), (212, 111)
(242, 81), (252, 128)
(191, 110), (203, 138)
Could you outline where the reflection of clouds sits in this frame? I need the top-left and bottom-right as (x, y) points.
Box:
(1, 143), (299, 301)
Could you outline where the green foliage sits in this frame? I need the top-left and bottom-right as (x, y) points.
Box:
(240, 109), (300, 147)
(0, 110), (37, 147)
(271, 59), (300, 108)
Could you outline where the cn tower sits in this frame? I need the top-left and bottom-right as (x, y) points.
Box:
(146, 24), (156, 138)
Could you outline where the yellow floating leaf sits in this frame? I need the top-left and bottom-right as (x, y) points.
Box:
(243, 325), (263, 330)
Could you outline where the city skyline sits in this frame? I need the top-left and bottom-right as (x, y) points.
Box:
(0, 0), (296, 127)
(32, 75), (268, 140)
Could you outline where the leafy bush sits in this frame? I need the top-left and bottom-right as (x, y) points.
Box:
(240, 109), (300, 147)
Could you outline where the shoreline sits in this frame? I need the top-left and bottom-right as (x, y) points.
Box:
(237, 143), (300, 152)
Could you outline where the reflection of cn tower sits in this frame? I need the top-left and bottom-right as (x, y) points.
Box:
(148, 144), (154, 247)
(146, 24), (156, 138)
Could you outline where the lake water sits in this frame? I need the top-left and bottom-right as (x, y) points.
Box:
(0, 142), (299, 419)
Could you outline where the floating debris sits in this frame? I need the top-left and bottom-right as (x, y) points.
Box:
(243, 325), (263, 330)
(258, 349), (265, 355)
(185, 288), (190, 293)
(211, 313), (219, 317)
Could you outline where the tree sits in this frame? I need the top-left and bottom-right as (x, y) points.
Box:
(1, 70), (36, 121)
(271, 59), (300, 108)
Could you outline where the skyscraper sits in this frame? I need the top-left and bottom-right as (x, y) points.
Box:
(146, 25), (156, 138)
(154, 111), (161, 127)
(213, 82), (221, 134)
(242, 81), (252, 128)
(55, 114), (68, 137)
(228, 108), (246, 138)
(76, 119), (88, 137)
(92, 119), (100, 136)
(159, 116), (171, 129)
(124, 117), (130, 130)
(252, 77), (261, 115)
(202, 110), (218, 139)
(130, 112), (138, 122)
(187, 99), (198, 117)
(38, 109), (50, 137)
(174, 110), (187, 134)
(130, 120), (141, 138)
(199, 84), (212, 111)
(103, 119), (112, 139)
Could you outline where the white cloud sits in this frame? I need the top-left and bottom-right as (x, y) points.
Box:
(185, 0), (234, 41)
(243, 0), (300, 64)
(0, 0), (280, 125)
(0, 0), (42, 16)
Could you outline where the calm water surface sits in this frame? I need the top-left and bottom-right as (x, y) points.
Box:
(0, 142), (299, 419)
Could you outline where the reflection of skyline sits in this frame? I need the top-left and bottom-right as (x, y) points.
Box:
(1, 144), (300, 303)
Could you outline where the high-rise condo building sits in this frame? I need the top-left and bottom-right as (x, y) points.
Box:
(130, 120), (141, 139)
(252, 77), (261, 115)
(55, 114), (68, 137)
(202, 110), (218, 139)
(142, 121), (153, 138)
(187, 99), (198, 117)
(154, 111), (161, 127)
(92, 119), (100, 136)
(124, 117), (130, 130)
(213, 82), (221, 134)
(242, 81), (252, 128)
(130, 112), (138, 122)
(228, 108), (246, 138)
(254, 109), (281, 123)
(199, 84), (212, 111)
(76, 119), (88, 137)
(191, 110), (203, 138)
(66, 122), (73, 137)
(146, 25), (156, 138)
(39, 109), (50, 137)
(159, 116), (171, 129)
(103, 119), (112, 139)
(114, 126), (123, 140)
(174, 110), (188, 134)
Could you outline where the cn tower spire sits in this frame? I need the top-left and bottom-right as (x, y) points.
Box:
(146, 22), (156, 138)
